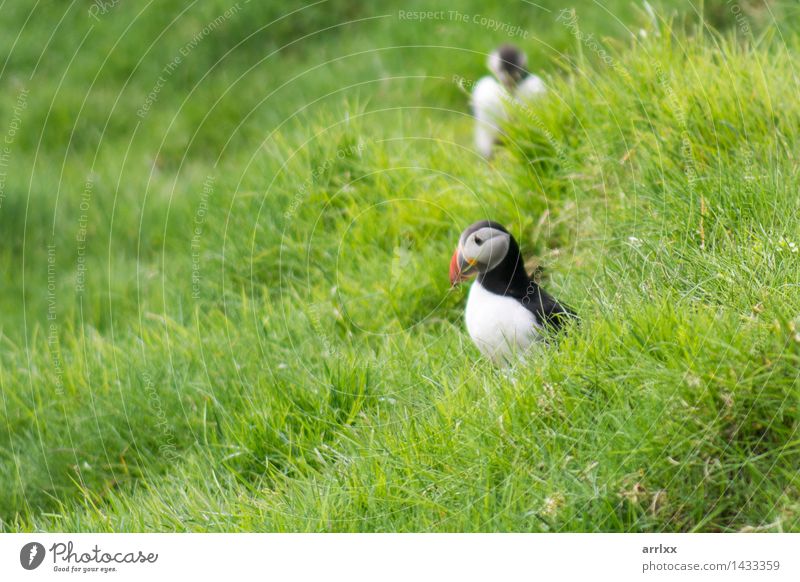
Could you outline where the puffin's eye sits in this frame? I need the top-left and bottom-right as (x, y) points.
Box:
(474, 236), (483, 245)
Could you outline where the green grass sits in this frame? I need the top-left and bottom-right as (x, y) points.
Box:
(1, 0), (799, 531)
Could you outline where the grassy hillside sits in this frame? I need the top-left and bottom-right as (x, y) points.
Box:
(1, 0), (799, 531)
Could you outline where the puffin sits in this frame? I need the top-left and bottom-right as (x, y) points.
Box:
(449, 221), (574, 364)
(471, 44), (546, 158)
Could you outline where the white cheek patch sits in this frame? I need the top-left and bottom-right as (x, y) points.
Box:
(478, 237), (508, 270)
(468, 227), (509, 271)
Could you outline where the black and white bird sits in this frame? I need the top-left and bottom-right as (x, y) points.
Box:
(449, 221), (574, 365)
(471, 44), (546, 158)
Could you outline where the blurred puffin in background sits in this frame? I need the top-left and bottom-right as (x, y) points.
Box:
(471, 44), (546, 158)
(450, 221), (574, 365)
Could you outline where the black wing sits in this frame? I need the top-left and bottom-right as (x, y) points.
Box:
(521, 284), (577, 332)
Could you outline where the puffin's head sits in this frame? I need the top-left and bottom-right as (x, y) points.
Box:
(488, 44), (528, 89)
(449, 221), (512, 286)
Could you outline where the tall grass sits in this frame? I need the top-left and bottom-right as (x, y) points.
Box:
(0, 0), (798, 531)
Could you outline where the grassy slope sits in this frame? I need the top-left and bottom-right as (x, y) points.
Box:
(1, 0), (799, 531)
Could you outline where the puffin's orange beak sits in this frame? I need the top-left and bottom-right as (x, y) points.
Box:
(449, 249), (461, 286)
(449, 247), (475, 286)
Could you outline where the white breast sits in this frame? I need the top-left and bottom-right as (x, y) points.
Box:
(464, 281), (542, 365)
(471, 76), (510, 158)
(470, 74), (546, 158)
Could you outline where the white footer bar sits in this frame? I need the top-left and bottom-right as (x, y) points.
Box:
(1, 533), (797, 581)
